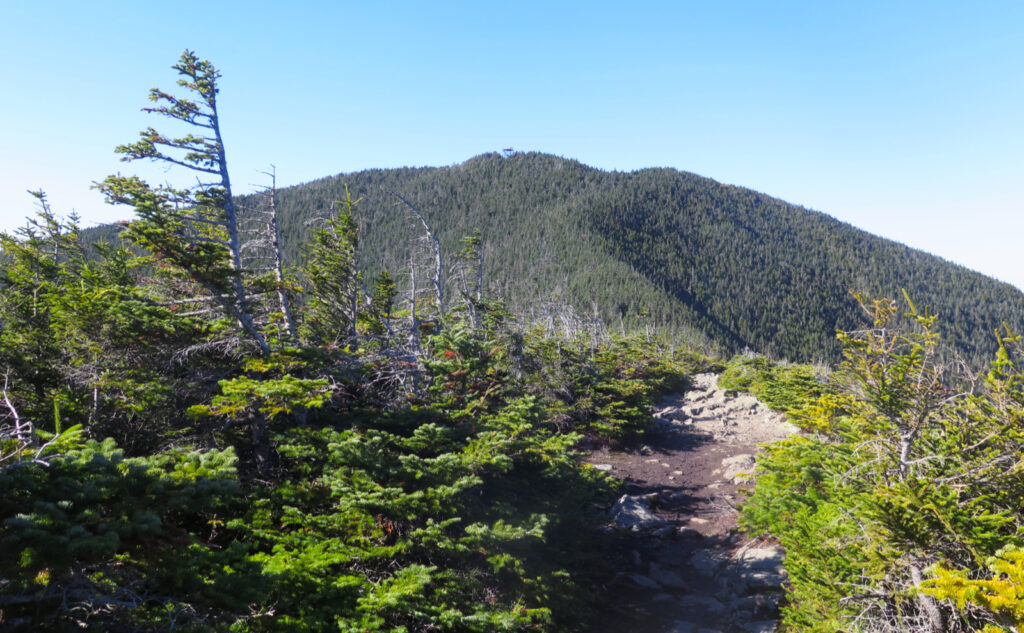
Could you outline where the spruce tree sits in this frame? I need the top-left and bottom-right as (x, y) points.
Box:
(97, 50), (271, 355)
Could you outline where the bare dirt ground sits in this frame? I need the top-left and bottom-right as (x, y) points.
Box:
(583, 374), (799, 633)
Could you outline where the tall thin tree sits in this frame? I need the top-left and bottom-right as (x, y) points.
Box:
(97, 50), (271, 355)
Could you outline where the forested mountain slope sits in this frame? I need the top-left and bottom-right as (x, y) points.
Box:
(262, 152), (1024, 363)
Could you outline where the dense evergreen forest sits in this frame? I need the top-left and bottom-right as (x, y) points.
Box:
(6, 50), (1024, 633)
(244, 152), (1024, 365)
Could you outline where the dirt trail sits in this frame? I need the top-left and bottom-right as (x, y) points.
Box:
(584, 373), (799, 633)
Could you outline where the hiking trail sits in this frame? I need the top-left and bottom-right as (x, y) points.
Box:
(585, 373), (799, 633)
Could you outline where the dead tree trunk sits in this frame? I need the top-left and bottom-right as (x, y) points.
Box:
(260, 167), (298, 344)
(388, 190), (444, 321)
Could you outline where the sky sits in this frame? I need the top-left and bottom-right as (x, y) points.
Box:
(2, 1), (1023, 289)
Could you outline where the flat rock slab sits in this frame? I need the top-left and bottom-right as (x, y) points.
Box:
(736, 547), (785, 571)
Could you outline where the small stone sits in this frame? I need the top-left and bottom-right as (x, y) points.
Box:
(673, 470), (683, 475)
(590, 463), (613, 472)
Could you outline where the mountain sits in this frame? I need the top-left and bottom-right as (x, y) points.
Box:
(252, 152), (1019, 363)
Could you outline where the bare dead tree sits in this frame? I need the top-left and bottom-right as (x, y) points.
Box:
(244, 166), (298, 344)
(0, 371), (72, 472)
(387, 190), (444, 321)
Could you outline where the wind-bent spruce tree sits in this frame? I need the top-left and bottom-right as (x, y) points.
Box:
(97, 50), (271, 355)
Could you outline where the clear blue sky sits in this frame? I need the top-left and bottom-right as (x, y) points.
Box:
(3, 1), (1023, 290)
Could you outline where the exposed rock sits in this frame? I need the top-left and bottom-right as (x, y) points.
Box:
(742, 620), (779, 633)
(610, 494), (670, 531)
(730, 593), (782, 618)
(742, 571), (787, 592)
(677, 594), (726, 616)
(586, 372), (799, 633)
(722, 567), (786, 594)
(655, 407), (680, 419)
(690, 550), (726, 577)
(721, 454), (757, 483)
(732, 395), (760, 411)
(677, 527), (704, 540)
(649, 562), (689, 590)
(591, 463), (614, 472)
(736, 547), (785, 572)
(652, 525), (675, 538)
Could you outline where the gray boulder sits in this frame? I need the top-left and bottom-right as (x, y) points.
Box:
(610, 494), (669, 531)
(722, 454), (757, 483)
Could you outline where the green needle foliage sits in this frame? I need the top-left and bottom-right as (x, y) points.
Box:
(0, 52), (704, 631)
(743, 297), (1024, 633)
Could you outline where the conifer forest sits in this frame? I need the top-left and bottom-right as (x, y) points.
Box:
(4, 51), (1024, 633)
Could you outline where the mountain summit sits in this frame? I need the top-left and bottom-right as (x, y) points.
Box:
(262, 152), (1023, 362)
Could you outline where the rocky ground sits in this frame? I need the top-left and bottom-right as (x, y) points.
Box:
(584, 373), (800, 633)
